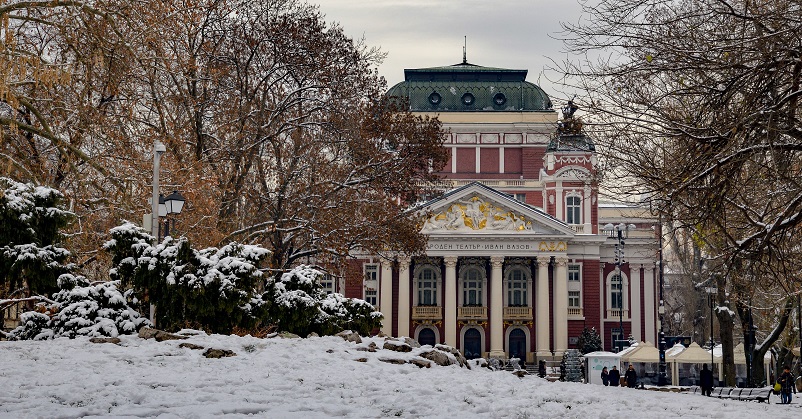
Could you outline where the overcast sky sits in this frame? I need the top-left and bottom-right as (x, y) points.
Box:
(316, 0), (587, 104)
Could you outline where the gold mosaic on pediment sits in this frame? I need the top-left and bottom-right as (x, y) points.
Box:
(422, 195), (533, 232)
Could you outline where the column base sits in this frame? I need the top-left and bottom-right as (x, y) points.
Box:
(553, 350), (565, 359)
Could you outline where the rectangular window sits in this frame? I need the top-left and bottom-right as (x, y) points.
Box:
(365, 289), (377, 306)
(568, 291), (581, 308)
(320, 274), (335, 295)
(612, 328), (625, 351)
(568, 264), (581, 281)
(364, 263), (378, 306)
(364, 264), (378, 282)
(566, 196), (581, 224)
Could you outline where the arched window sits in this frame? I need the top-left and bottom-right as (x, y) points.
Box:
(416, 266), (439, 306)
(611, 273), (623, 309)
(566, 195), (581, 224)
(418, 328), (436, 346)
(506, 268), (528, 307)
(462, 267), (483, 306)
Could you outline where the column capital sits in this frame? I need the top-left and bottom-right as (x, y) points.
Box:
(490, 255), (504, 268)
(555, 256), (569, 267)
(538, 259), (551, 268)
(444, 256), (458, 268)
(380, 259), (393, 269)
(397, 255), (411, 266)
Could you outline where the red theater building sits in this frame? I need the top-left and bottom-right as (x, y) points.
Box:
(342, 60), (660, 362)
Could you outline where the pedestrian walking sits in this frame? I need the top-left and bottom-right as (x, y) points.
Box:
(609, 365), (621, 387)
(601, 367), (610, 386)
(625, 364), (638, 388)
(778, 365), (797, 404)
(700, 364), (714, 397)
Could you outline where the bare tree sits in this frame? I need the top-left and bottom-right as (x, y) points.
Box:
(558, 0), (802, 385)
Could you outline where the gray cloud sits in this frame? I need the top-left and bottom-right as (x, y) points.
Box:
(317, 0), (585, 102)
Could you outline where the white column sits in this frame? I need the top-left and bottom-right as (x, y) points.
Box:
(444, 256), (458, 347)
(644, 265), (656, 344)
(583, 186), (592, 233)
(555, 183), (563, 221)
(489, 255), (505, 358)
(451, 147), (457, 174)
(397, 256), (411, 338)
(536, 259), (551, 358)
(475, 146), (481, 173)
(499, 146), (505, 174)
(630, 265), (642, 342)
(553, 257), (569, 358)
(380, 260), (394, 336)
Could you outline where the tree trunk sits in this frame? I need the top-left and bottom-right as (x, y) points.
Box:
(713, 274), (737, 387)
(748, 298), (794, 387)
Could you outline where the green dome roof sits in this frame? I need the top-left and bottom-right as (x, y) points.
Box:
(386, 62), (553, 112)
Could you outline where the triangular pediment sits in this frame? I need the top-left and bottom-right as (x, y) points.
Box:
(416, 182), (574, 237)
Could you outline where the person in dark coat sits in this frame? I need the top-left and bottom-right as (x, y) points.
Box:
(700, 364), (714, 396)
(778, 365), (797, 404)
(601, 367), (610, 386)
(538, 360), (546, 378)
(625, 364), (638, 388)
(609, 365), (621, 387)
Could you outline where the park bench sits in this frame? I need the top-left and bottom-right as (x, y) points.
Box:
(738, 387), (772, 403)
(711, 387), (734, 398)
(684, 386), (700, 394)
(721, 387), (746, 400)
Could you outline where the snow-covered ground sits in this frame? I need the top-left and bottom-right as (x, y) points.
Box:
(0, 332), (797, 418)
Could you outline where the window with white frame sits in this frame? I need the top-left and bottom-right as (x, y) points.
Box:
(417, 266), (439, 306)
(610, 273), (623, 309)
(462, 267), (484, 306)
(364, 289), (377, 306)
(506, 268), (528, 306)
(566, 195), (581, 224)
(568, 291), (581, 308)
(364, 263), (378, 305)
(320, 274), (335, 295)
(568, 264), (581, 282)
(364, 264), (378, 282)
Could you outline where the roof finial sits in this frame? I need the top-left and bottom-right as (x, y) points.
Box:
(463, 36), (467, 64)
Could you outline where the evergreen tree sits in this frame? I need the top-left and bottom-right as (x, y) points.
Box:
(9, 274), (150, 340)
(0, 178), (73, 299)
(577, 327), (603, 354)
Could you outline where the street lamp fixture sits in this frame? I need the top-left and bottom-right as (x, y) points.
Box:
(164, 190), (185, 215)
(603, 222), (636, 352)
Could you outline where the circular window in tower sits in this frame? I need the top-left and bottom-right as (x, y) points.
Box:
(462, 92), (475, 106)
(493, 93), (507, 106)
(428, 92), (441, 105)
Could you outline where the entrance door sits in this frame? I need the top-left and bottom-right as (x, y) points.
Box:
(464, 328), (482, 359)
(418, 328), (436, 346)
(509, 328), (526, 360)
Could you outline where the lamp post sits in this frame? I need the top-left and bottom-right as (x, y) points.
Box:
(604, 222), (636, 352)
(745, 305), (755, 387)
(657, 219), (667, 386)
(705, 285), (717, 382)
(151, 140), (166, 240)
